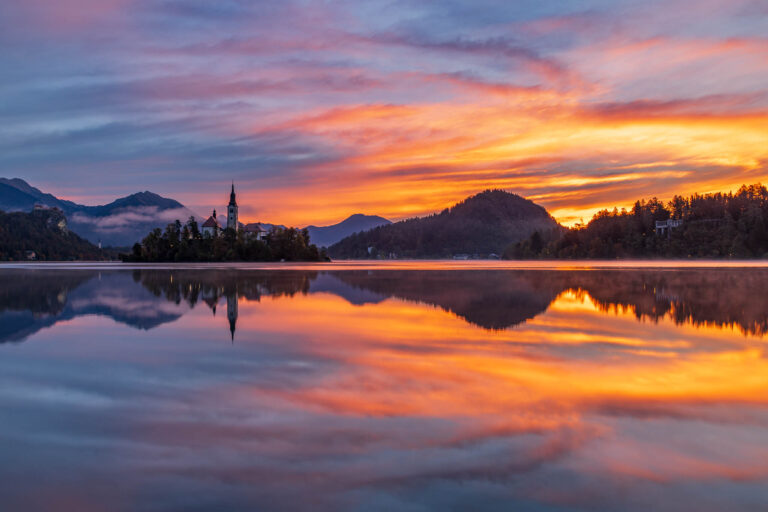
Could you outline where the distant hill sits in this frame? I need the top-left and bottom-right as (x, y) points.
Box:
(306, 214), (391, 247)
(0, 178), (194, 247)
(329, 190), (561, 258)
(67, 191), (194, 247)
(0, 208), (104, 261)
(0, 178), (80, 212)
(0, 183), (39, 211)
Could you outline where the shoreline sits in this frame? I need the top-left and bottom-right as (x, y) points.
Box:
(3, 259), (768, 270)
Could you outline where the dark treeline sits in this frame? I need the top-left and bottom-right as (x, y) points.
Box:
(506, 184), (768, 259)
(0, 208), (106, 261)
(122, 217), (329, 262)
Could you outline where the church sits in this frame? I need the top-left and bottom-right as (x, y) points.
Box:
(201, 184), (269, 240)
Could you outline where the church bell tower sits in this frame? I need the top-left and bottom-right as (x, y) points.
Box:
(227, 183), (238, 230)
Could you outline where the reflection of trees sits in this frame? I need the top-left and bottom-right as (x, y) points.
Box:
(3, 268), (768, 344)
(330, 269), (768, 335)
(134, 270), (319, 341)
(135, 270), (317, 309)
(564, 269), (768, 336)
(0, 270), (93, 316)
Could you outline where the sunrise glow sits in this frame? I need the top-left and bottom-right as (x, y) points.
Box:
(3, 0), (767, 226)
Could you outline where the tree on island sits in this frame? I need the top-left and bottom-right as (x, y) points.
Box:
(122, 217), (329, 262)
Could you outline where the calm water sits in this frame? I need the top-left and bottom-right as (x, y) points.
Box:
(1, 263), (767, 511)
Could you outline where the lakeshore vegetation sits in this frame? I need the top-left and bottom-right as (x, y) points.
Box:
(506, 184), (768, 259)
(121, 217), (329, 262)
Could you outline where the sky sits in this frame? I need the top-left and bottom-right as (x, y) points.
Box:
(0, 0), (767, 226)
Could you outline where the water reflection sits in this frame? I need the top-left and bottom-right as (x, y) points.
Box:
(3, 268), (768, 342)
(0, 267), (767, 511)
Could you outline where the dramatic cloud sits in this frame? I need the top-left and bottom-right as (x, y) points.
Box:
(0, 0), (766, 225)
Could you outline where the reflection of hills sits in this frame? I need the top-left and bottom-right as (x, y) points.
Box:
(2, 267), (768, 343)
(326, 271), (558, 329)
(0, 271), (188, 343)
(309, 273), (387, 305)
(328, 269), (768, 335)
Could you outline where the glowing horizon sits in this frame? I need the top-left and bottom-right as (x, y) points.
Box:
(1, 0), (767, 227)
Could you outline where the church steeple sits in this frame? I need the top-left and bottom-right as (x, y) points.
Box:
(226, 290), (238, 342)
(227, 182), (238, 230)
(229, 182), (237, 207)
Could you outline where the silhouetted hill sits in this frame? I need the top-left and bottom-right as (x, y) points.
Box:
(0, 183), (39, 211)
(306, 214), (391, 247)
(0, 178), (194, 246)
(0, 208), (104, 260)
(329, 190), (561, 258)
(0, 178), (79, 211)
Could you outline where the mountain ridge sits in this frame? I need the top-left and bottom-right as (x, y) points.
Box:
(0, 178), (194, 247)
(306, 213), (391, 247)
(329, 189), (562, 258)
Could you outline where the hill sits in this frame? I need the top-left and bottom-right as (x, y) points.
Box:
(0, 178), (194, 247)
(0, 208), (105, 261)
(306, 214), (391, 247)
(67, 191), (193, 247)
(329, 190), (561, 258)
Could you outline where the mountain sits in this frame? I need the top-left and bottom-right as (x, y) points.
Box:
(0, 208), (104, 261)
(0, 183), (39, 211)
(67, 191), (194, 247)
(0, 271), (188, 343)
(306, 214), (391, 247)
(0, 178), (194, 247)
(0, 178), (78, 211)
(329, 189), (562, 258)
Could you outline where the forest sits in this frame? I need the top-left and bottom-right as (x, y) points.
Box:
(506, 184), (768, 259)
(122, 217), (329, 262)
(0, 208), (105, 261)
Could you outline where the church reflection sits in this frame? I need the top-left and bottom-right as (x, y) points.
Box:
(196, 284), (239, 341)
(227, 291), (238, 341)
(2, 267), (768, 343)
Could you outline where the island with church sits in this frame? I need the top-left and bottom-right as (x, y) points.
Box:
(122, 184), (329, 262)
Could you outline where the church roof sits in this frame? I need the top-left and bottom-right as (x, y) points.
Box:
(202, 215), (220, 228)
(244, 223), (268, 233)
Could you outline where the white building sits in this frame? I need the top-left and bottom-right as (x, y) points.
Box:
(201, 209), (222, 237)
(244, 223), (269, 241)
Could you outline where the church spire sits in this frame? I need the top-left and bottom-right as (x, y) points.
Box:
(227, 182), (239, 230)
(229, 182), (237, 207)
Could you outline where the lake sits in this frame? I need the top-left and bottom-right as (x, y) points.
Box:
(1, 262), (767, 511)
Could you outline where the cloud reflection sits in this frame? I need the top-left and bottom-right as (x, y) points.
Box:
(0, 267), (767, 510)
